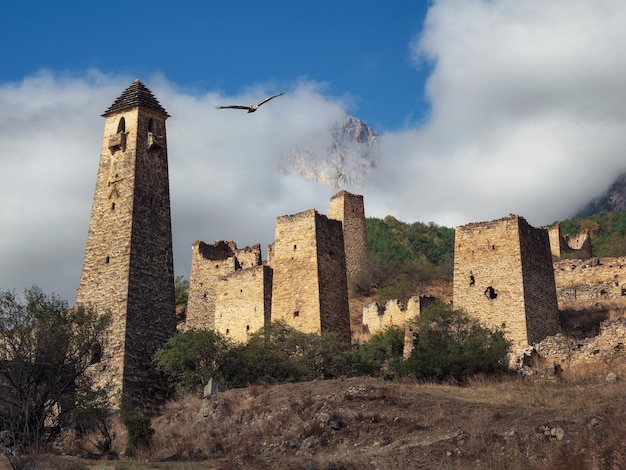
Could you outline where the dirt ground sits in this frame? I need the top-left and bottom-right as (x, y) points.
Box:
(48, 355), (626, 470)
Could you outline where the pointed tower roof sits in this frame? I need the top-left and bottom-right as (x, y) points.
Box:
(102, 80), (169, 117)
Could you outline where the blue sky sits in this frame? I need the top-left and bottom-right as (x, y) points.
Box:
(2, 1), (626, 301)
(1, 1), (430, 131)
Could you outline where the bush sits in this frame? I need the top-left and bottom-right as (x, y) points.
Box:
(221, 322), (354, 388)
(154, 329), (231, 397)
(399, 301), (510, 382)
(353, 326), (405, 377)
(122, 410), (154, 456)
(174, 275), (189, 305)
(0, 286), (112, 459)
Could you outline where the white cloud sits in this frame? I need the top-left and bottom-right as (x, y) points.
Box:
(374, 0), (626, 225)
(2, 0), (626, 301)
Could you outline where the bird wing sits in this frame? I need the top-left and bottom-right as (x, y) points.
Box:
(256, 92), (285, 107)
(216, 105), (253, 110)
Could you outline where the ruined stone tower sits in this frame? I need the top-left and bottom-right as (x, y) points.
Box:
(328, 190), (368, 279)
(270, 209), (351, 342)
(185, 240), (272, 342)
(453, 214), (560, 352)
(547, 223), (592, 260)
(76, 80), (176, 410)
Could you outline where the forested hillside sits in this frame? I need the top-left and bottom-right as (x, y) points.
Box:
(363, 212), (626, 303)
(556, 211), (626, 258)
(359, 216), (454, 304)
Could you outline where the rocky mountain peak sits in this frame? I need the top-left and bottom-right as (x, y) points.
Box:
(576, 172), (626, 217)
(282, 114), (380, 189)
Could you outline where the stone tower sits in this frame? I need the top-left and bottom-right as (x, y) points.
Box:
(76, 80), (176, 410)
(328, 190), (368, 279)
(185, 240), (271, 342)
(547, 223), (592, 260)
(270, 209), (351, 342)
(453, 214), (560, 353)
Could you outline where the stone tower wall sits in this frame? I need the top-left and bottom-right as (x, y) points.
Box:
(76, 82), (176, 410)
(186, 241), (262, 330)
(548, 224), (592, 260)
(362, 298), (420, 336)
(518, 219), (561, 344)
(315, 213), (352, 341)
(554, 256), (626, 312)
(453, 215), (559, 352)
(328, 190), (368, 278)
(214, 264), (272, 342)
(270, 209), (350, 341)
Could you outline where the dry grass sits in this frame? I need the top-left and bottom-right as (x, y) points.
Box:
(57, 357), (626, 469)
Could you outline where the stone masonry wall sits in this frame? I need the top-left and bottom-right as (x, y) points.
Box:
(271, 209), (350, 341)
(554, 256), (626, 313)
(328, 190), (369, 279)
(77, 81), (176, 410)
(214, 264), (272, 342)
(362, 297), (421, 337)
(315, 212), (351, 342)
(454, 215), (559, 353)
(186, 241), (262, 331)
(518, 218), (561, 345)
(547, 224), (592, 260)
(329, 190), (369, 338)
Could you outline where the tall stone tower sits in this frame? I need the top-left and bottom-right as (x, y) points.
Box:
(76, 80), (176, 410)
(328, 190), (368, 279)
(453, 214), (560, 353)
(270, 209), (351, 342)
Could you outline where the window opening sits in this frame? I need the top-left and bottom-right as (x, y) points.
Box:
(484, 286), (497, 299)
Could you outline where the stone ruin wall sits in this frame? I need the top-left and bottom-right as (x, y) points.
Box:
(329, 190), (369, 279)
(529, 317), (626, 368)
(362, 299), (418, 338)
(454, 215), (560, 353)
(314, 212), (352, 342)
(214, 264), (272, 342)
(554, 256), (626, 317)
(547, 224), (592, 260)
(270, 209), (351, 342)
(362, 296), (436, 337)
(518, 218), (561, 345)
(329, 191), (369, 337)
(185, 241), (263, 331)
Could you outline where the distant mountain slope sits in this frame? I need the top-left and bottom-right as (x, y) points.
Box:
(282, 114), (380, 189)
(575, 172), (626, 217)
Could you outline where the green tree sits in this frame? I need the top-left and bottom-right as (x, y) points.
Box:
(353, 326), (405, 378)
(155, 322), (357, 393)
(362, 217), (455, 302)
(154, 329), (231, 397)
(400, 301), (510, 382)
(174, 275), (189, 305)
(0, 287), (112, 461)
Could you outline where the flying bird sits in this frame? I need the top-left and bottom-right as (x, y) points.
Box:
(216, 92), (285, 113)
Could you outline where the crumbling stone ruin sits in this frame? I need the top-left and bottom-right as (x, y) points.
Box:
(76, 82), (625, 406)
(328, 190), (369, 279)
(184, 196), (363, 344)
(554, 256), (626, 337)
(548, 223), (592, 260)
(362, 295), (437, 339)
(453, 215), (561, 354)
(76, 81), (177, 410)
(185, 241), (271, 342)
(270, 209), (351, 342)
